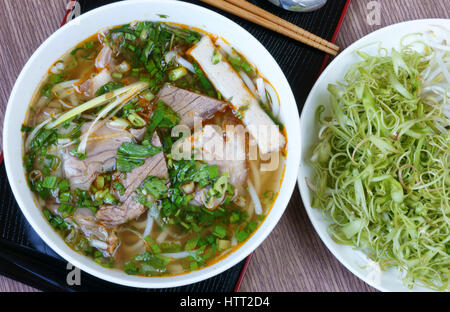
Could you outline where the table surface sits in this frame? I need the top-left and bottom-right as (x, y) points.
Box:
(0, 0), (448, 292)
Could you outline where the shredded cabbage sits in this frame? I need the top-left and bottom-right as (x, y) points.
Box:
(310, 34), (449, 291)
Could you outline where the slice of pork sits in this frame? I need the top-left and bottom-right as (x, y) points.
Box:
(63, 122), (134, 191)
(157, 84), (227, 128)
(95, 45), (114, 70)
(188, 36), (285, 155)
(76, 68), (113, 99)
(72, 208), (119, 257)
(96, 134), (169, 225)
(175, 123), (248, 204)
(186, 123), (247, 210)
(190, 186), (226, 210)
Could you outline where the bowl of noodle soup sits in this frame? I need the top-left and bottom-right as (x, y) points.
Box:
(3, 0), (300, 287)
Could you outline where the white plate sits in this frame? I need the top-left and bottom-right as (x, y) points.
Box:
(3, 0), (300, 288)
(297, 19), (450, 292)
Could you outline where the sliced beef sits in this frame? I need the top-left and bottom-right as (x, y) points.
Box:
(129, 127), (146, 141)
(96, 134), (169, 225)
(157, 84), (227, 128)
(63, 122), (134, 190)
(96, 197), (145, 226)
(114, 136), (168, 203)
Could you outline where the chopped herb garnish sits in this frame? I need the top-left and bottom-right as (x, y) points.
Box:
(212, 225), (227, 239)
(146, 100), (180, 139)
(212, 49), (222, 65)
(141, 176), (168, 199)
(113, 182), (126, 196)
(58, 203), (77, 217)
(116, 142), (162, 172)
(21, 124), (33, 132)
(42, 176), (59, 189)
(95, 81), (124, 96)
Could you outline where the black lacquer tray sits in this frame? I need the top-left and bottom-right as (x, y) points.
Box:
(0, 0), (350, 292)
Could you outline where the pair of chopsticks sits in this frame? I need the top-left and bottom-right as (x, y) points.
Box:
(199, 0), (339, 56)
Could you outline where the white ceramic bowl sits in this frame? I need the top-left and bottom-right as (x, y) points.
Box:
(3, 0), (300, 288)
(298, 19), (450, 292)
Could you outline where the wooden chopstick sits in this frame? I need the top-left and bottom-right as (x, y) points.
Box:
(225, 0), (339, 52)
(198, 0), (339, 56)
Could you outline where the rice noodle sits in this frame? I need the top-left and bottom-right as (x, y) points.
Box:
(156, 227), (170, 243)
(120, 227), (144, 240)
(58, 98), (75, 109)
(160, 251), (196, 259)
(142, 204), (156, 238)
(90, 239), (108, 250)
(165, 51), (195, 73)
(247, 180), (263, 215)
(214, 37), (234, 56)
(50, 61), (65, 74)
(123, 239), (146, 256)
(167, 264), (184, 274)
(249, 160), (261, 192)
(239, 71), (257, 97)
(57, 138), (72, 145)
(256, 78), (267, 104)
(107, 118), (129, 130)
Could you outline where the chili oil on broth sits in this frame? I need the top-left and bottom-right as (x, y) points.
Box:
(22, 20), (286, 277)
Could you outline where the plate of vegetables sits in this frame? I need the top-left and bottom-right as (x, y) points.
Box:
(298, 19), (449, 292)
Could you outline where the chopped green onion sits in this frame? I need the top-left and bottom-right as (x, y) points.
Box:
(58, 179), (70, 192)
(58, 203), (76, 217)
(112, 72), (123, 79)
(127, 112), (146, 128)
(42, 176), (58, 189)
(212, 225), (227, 239)
(212, 49), (222, 64)
(142, 90), (155, 101)
(168, 67), (188, 81)
(95, 175), (105, 190)
(218, 239), (230, 250)
(236, 230), (249, 242)
(184, 237), (199, 251)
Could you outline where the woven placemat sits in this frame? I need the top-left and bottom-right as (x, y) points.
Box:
(0, 0), (349, 291)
